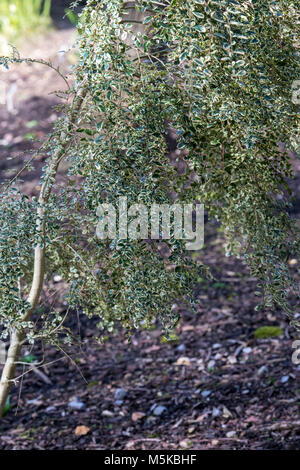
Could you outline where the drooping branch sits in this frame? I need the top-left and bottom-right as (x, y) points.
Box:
(0, 82), (88, 417)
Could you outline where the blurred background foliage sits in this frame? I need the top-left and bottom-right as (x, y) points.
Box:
(0, 1), (84, 54)
(0, 1), (52, 48)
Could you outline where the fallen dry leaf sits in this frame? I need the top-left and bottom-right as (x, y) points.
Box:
(222, 406), (232, 419)
(74, 425), (90, 436)
(289, 258), (298, 266)
(175, 356), (191, 366)
(196, 412), (208, 422)
(144, 345), (161, 354)
(227, 355), (237, 365)
(181, 325), (195, 332)
(131, 412), (146, 422)
(245, 415), (260, 423)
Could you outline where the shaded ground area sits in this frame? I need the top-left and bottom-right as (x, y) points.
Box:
(0, 241), (299, 450)
(0, 21), (299, 451)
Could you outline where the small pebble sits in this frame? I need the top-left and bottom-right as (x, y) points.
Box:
(176, 344), (186, 353)
(152, 405), (167, 416)
(227, 355), (237, 365)
(68, 398), (85, 411)
(114, 400), (123, 406)
(243, 347), (252, 355)
(201, 390), (212, 398)
(212, 407), (221, 418)
(45, 406), (56, 413)
(27, 398), (41, 405)
(114, 388), (127, 400)
(257, 365), (268, 376)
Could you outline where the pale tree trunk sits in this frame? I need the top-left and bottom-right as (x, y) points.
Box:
(0, 330), (23, 415)
(0, 84), (88, 418)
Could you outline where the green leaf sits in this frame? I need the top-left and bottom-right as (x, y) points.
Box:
(26, 120), (38, 129)
(235, 60), (246, 67)
(193, 12), (205, 19)
(194, 25), (206, 33)
(2, 395), (11, 417)
(143, 16), (152, 24)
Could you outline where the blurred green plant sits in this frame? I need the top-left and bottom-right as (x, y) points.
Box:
(0, 0), (52, 46)
(160, 332), (180, 344)
(254, 326), (284, 339)
(64, 7), (79, 26)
